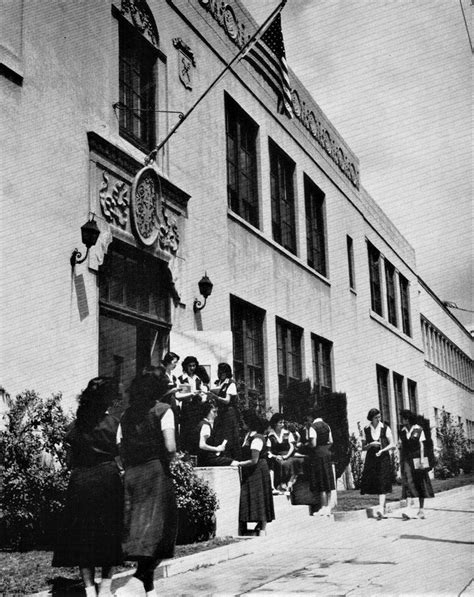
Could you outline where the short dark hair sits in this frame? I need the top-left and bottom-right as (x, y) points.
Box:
(182, 355), (198, 371)
(367, 408), (381, 421)
(162, 351), (179, 367)
(217, 362), (232, 378)
(243, 411), (268, 434)
(269, 413), (284, 429)
(400, 409), (417, 425)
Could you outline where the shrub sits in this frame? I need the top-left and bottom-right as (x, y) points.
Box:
(434, 408), (469, 479)
(169, 454), (218, 544)
(349, 425), (364, 490)
(280, 379), (315, 424)
(0, 390), (71, 549)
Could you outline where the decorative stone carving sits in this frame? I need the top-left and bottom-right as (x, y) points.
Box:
(131, 166), (161, 246)
(173, 38), (195, 90)
(99, 172), (129, 228)
(121, 0), (159, 48)
(159, 208), (179, 254)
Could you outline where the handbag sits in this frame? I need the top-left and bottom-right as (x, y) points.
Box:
(290, 475), (320, 507)
(413, 456), (430, 470)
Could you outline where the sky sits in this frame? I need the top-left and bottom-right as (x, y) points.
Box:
(243, 0), (472, 330)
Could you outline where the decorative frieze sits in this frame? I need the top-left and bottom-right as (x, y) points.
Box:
(120, 0), (159, 48)
(99, 172), (129, 229)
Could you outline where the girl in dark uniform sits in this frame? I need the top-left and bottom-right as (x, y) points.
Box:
(399, 409), (434, 519)
(360, 408), (395, 519)
(52, 377), (123, 597)
(235, 412), (275, 536)
(116, 371), (178, 597)
(194, 402), (234, 466)
(307, 411), (335, 516)
(208, 363), (241, 460)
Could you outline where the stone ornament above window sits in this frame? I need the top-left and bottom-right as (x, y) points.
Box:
(131, 165), (180, 253)
(173, 38), (195, 91)
(120, 0), (159, 48)
(99, 172), (129, 229)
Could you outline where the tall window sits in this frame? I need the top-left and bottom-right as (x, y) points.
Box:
(119, 20), (156, 151)
(276, 318), (302, 402)
(393, 372), (404, 427)
(407, 379), (417, 413)
(347, 235), (355, 290)
(226, 96), (259, 227)
(99, 242), (171, 405)
(376, 364), (391, 428)
(304, 175), (327, 275)
(311, 334), (333, 395)
(231, 297), (265, 395)
(269, 141), (296, 254)
(385, 261), (397, 326)
(399, 274), (411, 336)
(368, 242), (383, 316)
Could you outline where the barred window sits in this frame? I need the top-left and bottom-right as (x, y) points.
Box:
(276, 318), (302, 404)
(368, 242), (383, 316)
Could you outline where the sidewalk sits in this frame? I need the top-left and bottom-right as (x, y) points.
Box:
(31, 485), (473, 596)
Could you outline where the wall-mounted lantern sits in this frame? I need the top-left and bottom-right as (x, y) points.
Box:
(70, 215), (100, 268)
(193, 273), (213, 313)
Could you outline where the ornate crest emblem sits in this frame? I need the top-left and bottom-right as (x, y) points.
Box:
(131, 166), (161, 246)
(173, 38), (196, 91)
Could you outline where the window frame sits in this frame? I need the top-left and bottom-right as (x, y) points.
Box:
(269, 140), (297, 254)
(225, 95), (259, 228)
(385, 260), (398, 326)
(276, 317), (303, 405)
(347, 235), (356, 290)
(368, 242), (383, 316)
(304, 175), (327, 276)
(311, 333), (333, 396)
(118, 18), (157, 152)
(376, 364), (391, 429)
(399, 273), (411, 336)
(231, 296), (265, 397)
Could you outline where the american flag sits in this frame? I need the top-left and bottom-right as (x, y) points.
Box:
(245, 13), (294, 118)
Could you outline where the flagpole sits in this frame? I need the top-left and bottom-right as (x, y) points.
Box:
(144, 0), (287, 165)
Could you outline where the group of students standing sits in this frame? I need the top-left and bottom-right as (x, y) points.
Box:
(51, 356), (274, 596)
(52, 356), (435, 596)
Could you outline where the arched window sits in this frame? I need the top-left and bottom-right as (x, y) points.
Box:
(114, 0), (160, 152)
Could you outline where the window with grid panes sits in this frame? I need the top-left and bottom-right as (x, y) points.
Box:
(304, 175), (327, 275)
(376, 364), (391, 428)
(347, 235), (355, 290)
(311, 334), (333, 395)
(368, 242), (383, 315)
(98, 242), (171, 403)
(269, 141), (296, 254)
(399, 274), (411, 336)
(119, 20), (156, 151)
(393, 372), (404, 427)
(385, 261), (397, 326)
(225, 96), (259, 227)
(276, 318), (302, 403)
(407, 379), (417, 413)
(231, 297), (265, 395)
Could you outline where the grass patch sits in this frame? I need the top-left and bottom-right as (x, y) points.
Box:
(334, 472), (474, 511)
(0, 536), (242, 595)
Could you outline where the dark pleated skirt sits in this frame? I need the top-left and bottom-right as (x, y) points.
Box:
(213, 406), (242, 460)
(308, 445), (335, 493)
(239, 459), (275, 523)
(52, 461), (123, 567)
(360, 447), (392, 495)
(122, 458), (177, 560)
(401, 460), (435, 499)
